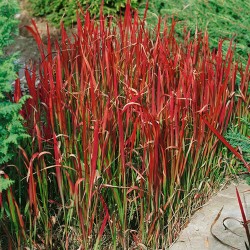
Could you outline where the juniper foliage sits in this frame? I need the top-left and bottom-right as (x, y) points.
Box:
(225, 118), (250, 164)
(138, 0), (250, 64)
(28, 0), (139, 27)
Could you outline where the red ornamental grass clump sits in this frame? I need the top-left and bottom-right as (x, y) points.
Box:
(7, 3), (249, 249)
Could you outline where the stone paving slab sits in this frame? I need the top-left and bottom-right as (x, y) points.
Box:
(170, 180), (250, 250)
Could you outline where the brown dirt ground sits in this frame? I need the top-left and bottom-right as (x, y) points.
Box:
(7, 0), (60, 64)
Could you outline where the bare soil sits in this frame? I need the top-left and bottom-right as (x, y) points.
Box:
(6, 0), (61, 82)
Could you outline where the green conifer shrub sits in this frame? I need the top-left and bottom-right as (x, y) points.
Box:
(225, 118), (250, 164)
(139, 0), (250, 64)
(0, 0), (29, 166)
(28, 0), (140, 26)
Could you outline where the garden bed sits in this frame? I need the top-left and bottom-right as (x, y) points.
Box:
(1, 1), (249, 249)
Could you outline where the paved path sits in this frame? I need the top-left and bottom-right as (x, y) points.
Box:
(170, 180), (250, 250)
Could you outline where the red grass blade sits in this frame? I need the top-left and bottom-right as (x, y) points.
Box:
(53, 133), (64, 205)
(236, 187), (250, 248)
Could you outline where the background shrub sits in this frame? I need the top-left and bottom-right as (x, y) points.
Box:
(27, 0), (250, 63)
(138, 0), (250, 64)
(0, 0), (29, 165)
(28, 0), (140, 26)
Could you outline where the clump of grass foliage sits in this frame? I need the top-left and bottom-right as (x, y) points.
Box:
(1, 3), (249, 249)
(138, 0), (250, 66)
(28, 0), (140, 26)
